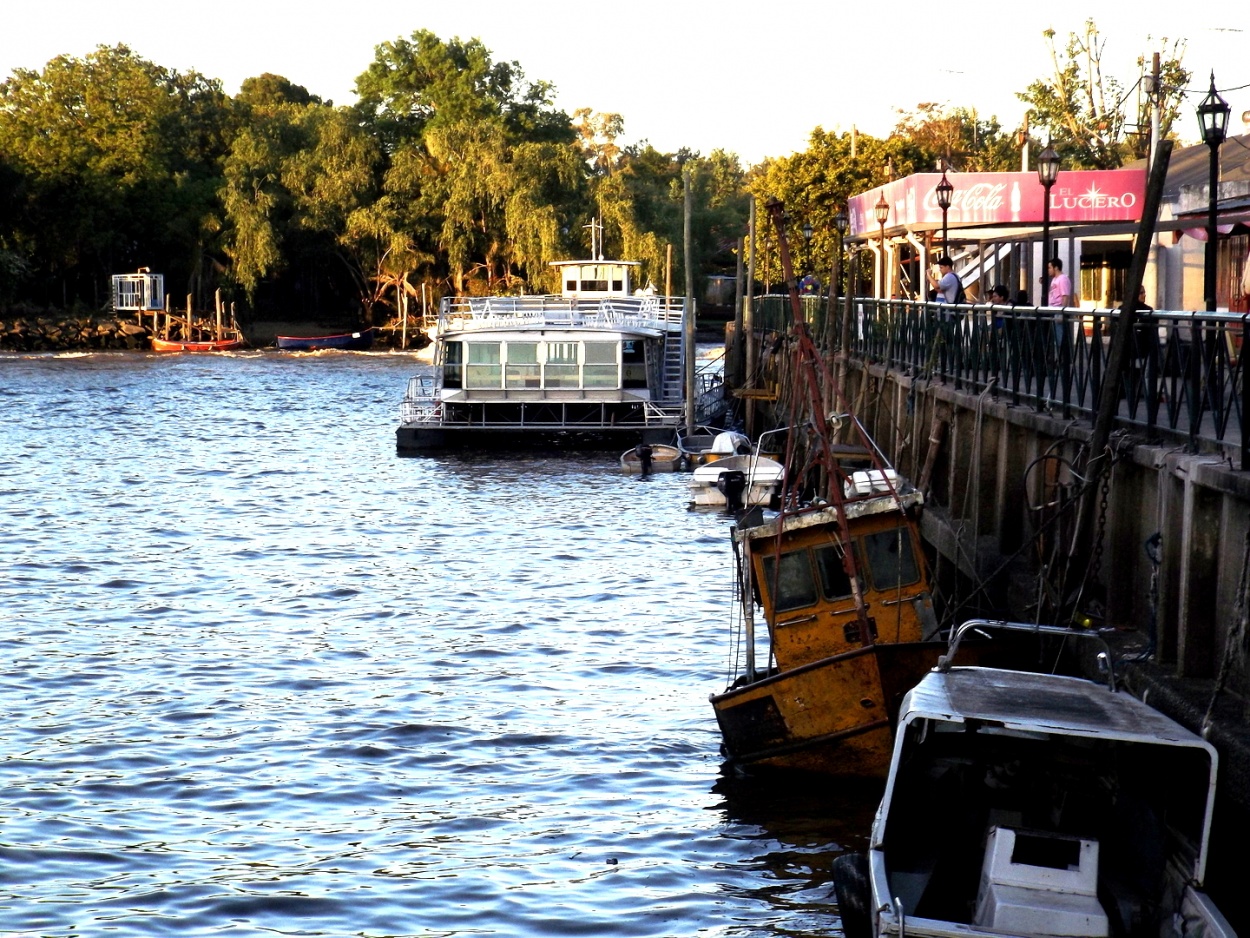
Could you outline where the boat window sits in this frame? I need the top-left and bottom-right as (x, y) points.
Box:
(612, 280), (623, 292)
(813, 544), (855, 600)
(466, 342), (502, 389)
(443, 341), (463, 388)
(544, 342), (579, 388)
(622, 340), (647, 389)
(583, 341), (619, 388)
(862, 527), (920, 591)
(505, 342), (540, 388)
(759, 550), (818, 613)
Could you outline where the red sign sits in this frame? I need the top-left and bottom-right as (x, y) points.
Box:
(847, 169), (1147, 238)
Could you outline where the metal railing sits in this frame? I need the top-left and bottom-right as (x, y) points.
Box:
(846, 298), (1246, 456)
(439, 294), (685, 332)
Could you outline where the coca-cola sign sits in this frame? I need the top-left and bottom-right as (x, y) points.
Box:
(847, 169), (1147, 237)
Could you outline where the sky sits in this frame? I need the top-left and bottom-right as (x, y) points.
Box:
(2, 1), (1248, 167)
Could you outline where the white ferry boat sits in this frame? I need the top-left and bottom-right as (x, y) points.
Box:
(396, 252), (689, 454)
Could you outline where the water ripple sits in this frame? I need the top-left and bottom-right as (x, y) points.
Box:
(0, 351), (863, 937)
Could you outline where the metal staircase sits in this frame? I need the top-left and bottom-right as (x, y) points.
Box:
(659, 326), (685, 404)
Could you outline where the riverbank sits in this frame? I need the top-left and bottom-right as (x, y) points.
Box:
(0, 310), (431, 352)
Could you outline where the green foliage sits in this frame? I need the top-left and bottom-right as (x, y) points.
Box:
(1016, 20), (1189, 169)
(0, 44), (231, 306)
(893, 104), (1021, 172)
(749, 127), (924, 287)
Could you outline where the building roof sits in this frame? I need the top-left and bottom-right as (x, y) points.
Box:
(1127, 133), (1250, 219)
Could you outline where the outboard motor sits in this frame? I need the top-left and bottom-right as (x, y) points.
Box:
(634, 443), (654, 474)
(717, 469), (748, 512)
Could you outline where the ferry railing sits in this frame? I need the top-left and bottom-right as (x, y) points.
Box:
(439, 295), (684, 332)
(846, 297), (1246, 457)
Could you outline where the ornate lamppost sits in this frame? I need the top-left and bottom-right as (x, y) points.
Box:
(935, 168), (954, 259)
(874, 193), (890, 298)
(802, 220), (814, 289)
(1036, 143), (1061, 304)
(833, 208), (849, 299)
(1197, 72), (1230, 312)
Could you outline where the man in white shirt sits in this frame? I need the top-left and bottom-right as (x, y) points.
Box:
(929, 256), (960, 303)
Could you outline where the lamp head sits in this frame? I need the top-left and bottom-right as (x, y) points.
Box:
(1197, 71), (1231, 148)
(833, 208), (849, 237)
(935, 170), (954, 211)
(1037, 144), (1060, 188)
(874, 193), (890, 226)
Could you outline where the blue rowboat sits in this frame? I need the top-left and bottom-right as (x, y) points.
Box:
(276, 328), (374, 351)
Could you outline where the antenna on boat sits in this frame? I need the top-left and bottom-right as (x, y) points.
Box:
(584, 217), (604, 260)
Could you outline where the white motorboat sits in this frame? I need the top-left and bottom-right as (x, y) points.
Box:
(832, 620), (1235, 938)
(688, 452), (784, 508)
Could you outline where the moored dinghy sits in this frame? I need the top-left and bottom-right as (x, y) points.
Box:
(620, 443), (682, 474)
(276, 328), (374, 351)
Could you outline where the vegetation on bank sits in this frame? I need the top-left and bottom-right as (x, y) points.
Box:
(0, 21), (1188, 326)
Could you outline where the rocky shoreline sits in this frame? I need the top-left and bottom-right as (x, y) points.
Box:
(0, 311), (430, 352)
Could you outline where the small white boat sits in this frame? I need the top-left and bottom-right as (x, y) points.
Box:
(833, 620), (1235, 938)
(675, 425), (751, 467)
(689, 453), (784, 508)
(620, 443), (682, 474)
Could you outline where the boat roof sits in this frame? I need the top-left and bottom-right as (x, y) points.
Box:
(736, 492), (924, 542)
(548, 258), (640, 268)
(903, 667), (1214, 750)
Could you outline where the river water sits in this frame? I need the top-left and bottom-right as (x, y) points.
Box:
(0, 350), (877, 937)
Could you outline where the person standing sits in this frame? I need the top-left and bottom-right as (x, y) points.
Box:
(1047, 258), (1072, 307)
(928, 256), (960, 304)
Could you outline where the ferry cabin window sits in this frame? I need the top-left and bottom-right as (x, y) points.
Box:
(443, 341), (463, 388)
(759, 550), (819, 613)
(862, 528), (920, 591)
(466, 342), (502, 388)
(583, 341), (619, 388)
(544, 342), (579, 387)
(505, 342), (540, 388)
(622, 340), (647, 388)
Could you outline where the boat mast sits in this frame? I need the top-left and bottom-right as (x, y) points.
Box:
(764, 197), (875, 642)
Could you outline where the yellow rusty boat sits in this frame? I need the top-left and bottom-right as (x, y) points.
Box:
(710, 197), (947, 777)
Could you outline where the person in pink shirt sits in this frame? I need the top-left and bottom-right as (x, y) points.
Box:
(1047, 258), (1073, 307)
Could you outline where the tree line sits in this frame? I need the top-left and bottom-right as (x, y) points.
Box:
(0, 21), (1187, 322)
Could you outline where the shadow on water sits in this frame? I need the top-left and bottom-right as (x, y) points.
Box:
(709, 766), (884, 936)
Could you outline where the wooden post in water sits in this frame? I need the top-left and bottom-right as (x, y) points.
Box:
(683, 167), (696, 433)
(665, 244), (673, 312)
(1061, 140), (1173, 620)
(215, 289), (223, 341)
(732, 236), (744, 387)
(186, 295), (193, 341)
(163, 293), (170, 339)
(745, 197), (757, 438)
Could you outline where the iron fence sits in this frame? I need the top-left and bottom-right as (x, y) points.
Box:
(844, 298), (1247, 459)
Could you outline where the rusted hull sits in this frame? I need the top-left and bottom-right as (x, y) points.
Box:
(712, 642), (949, 777)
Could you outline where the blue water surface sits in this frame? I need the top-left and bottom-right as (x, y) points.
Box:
(0, 350), (874, 937)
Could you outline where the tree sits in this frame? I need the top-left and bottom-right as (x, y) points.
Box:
(0, 44), (231, 307)
(893, 104), (1020, 172)
(1016, 20), (1189, 169)
(220, 94), (387, 319)
(354, 30), (580, 295)
(748, 127), (925, 288)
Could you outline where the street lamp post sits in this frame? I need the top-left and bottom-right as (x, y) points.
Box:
(1037, 144), (1061, 305)
(802, 220), (814, 290)
(833, 208), (849, 300)
(874, 193), (890, 298)
(935, 169), (954, 259)
(1197, 72), (1230, 312)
